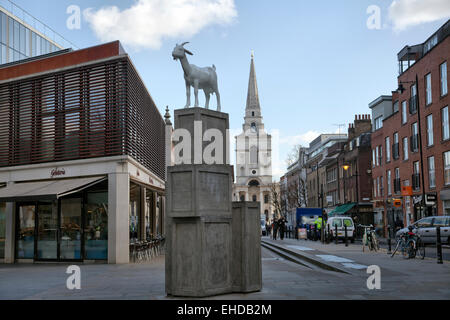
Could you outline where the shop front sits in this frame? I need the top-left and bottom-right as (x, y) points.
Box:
(0, 155), (166, 264)
(1, 177), (108, 262)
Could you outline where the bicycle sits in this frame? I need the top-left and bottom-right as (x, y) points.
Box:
(391, 226), (425, 260)
(358, 224), (379, 252)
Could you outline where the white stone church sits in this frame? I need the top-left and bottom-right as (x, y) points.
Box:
(233, 53), (273, 222)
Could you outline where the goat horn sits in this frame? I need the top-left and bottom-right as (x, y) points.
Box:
(181, 42), (190, 47)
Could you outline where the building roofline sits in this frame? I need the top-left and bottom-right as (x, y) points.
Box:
(0, 2), (77, 50)
(0, 41), (125, 81)
(369, 95), (392, 109)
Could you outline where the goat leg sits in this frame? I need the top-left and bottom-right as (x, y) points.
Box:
(185, 82), (191, 108)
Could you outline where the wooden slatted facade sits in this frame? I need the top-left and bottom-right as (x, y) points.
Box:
(0, 47), (166, 180)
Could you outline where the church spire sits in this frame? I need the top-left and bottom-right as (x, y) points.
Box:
(246, 52), (261, 111)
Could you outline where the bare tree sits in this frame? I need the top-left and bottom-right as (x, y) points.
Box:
(269, 182), (283, 221)
(285, 144), (303, 167)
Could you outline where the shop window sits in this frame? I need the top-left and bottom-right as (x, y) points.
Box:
(17, 205), (35, 259)
(129, 183), (141, 243)
(145, 191), (153, 241)
(85, 191), (108, 260)
(443, 200), (450, 216)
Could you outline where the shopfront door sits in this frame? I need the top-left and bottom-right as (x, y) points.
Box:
(36, 202), (58, 260)
(16, 199), (83, 262)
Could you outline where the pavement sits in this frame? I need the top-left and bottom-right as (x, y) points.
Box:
(1, 238), (449, 300)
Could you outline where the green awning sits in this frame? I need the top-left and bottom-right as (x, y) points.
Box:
(329, 203), (356, 216)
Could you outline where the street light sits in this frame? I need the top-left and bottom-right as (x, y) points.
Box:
(342, 164), (350, 203)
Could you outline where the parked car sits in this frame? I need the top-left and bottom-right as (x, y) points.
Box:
(326, 217), (356, 243)
(395, 216), (450, 244)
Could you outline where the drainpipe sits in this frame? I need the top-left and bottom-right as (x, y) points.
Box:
(415, 74), (427, 219)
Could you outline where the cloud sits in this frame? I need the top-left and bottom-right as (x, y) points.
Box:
(389, 0), (450, 31)
(84, 0), (237, 50)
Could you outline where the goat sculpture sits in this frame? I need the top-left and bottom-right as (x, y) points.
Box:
(172, 42), (221, 112)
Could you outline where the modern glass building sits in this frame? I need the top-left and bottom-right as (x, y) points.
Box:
(0, 41), (166, 264)
(0, 0), (75, 64)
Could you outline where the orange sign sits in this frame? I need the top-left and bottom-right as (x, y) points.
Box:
(393, 199), (402, 208)
(401, 186), (413, 196)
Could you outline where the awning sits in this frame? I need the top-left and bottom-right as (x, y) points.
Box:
(328, 203), (356, 216)
(0, 176), (107, 202)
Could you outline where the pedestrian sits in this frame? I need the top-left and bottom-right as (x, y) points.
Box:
(314, 216), (323, 241)
(279, 218), (286, 240)
(273, 219), (278, 240)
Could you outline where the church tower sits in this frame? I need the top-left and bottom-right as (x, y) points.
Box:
(233, 53), (273, 221)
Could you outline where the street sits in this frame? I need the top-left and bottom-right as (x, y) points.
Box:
(1, 239), (449, 300)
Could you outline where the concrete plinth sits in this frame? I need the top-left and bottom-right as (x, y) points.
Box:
(165, 164), (233, 297)
(232, 202), (262, 293)
(174, 107), (230, 165)
(166, 108), (233, 297)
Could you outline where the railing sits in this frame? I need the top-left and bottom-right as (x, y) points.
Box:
(410, 135), (419, 152)
(412, 174), (420, 191)
(393, 178), (401, 194)
(392, 143), (400, 160)
(409, 96), (418, 114)
(0, 0), (78, 50)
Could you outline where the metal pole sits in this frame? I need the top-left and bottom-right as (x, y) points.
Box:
(335, 224), (338, 245)
(387, 225), (392, 254)
(415, 74), (426, 221)
(436, 226), (443, 264)
(321, 184), (325, 244)
(344, 225), (348, 247)
(327, 224), (331, 244)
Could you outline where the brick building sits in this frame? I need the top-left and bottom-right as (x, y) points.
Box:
(325, 115), (374, 234)
(371, 20), (450, 234)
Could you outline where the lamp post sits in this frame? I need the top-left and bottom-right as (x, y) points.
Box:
(342, 164), (349, 204)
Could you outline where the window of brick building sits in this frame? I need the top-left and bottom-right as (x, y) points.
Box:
(428, 156), (436, 189)
(402, 101), (407, 124)
(441, 62), (448, 97)
(403, 137), (409, 160)
(442, 106), (449, 141)
(426, 114), (434, 146)
(425, 73), (432, 105)
(444, 151), (450, 186)
(386, 137), (391, 162)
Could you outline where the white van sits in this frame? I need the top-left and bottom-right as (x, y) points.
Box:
(326, 217), (356, 243)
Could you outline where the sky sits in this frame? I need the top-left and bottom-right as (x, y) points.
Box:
(6, 0), (450, 180)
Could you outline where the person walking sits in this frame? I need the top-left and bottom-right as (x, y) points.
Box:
(314, 216), (323, 241)
(279, 218), (286, 240)
(273, 219), (278, 240)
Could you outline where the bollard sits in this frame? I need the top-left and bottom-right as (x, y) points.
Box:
(387, 225), (392, 255)
(437, 226), (443, 264)
(335, 224), (338, 245)
(344, 225), (348, 247)
(327, 224), (331, 244)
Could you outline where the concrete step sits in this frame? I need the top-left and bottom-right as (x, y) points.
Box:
(261, 240), (350, 274)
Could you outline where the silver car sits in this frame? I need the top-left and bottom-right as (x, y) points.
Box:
(395, 216), (450, 244)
